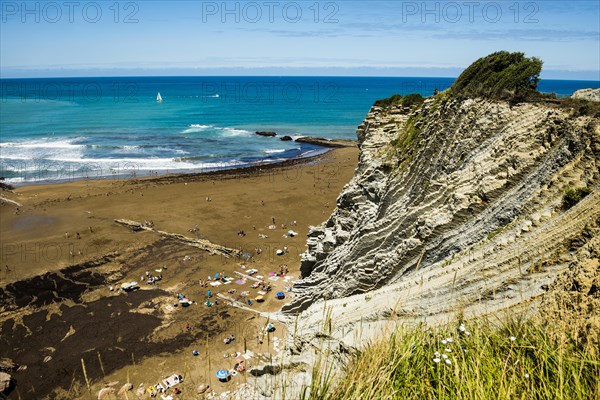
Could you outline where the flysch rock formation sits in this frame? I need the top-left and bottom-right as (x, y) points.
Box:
(243, 93), (599, 398)
(286, 96), (599, 315)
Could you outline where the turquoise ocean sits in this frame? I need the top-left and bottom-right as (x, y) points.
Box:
(1, 77), (598, 184)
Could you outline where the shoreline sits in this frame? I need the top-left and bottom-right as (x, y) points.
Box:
(0, 146), (358, 285)
(2, 141), (357, 188)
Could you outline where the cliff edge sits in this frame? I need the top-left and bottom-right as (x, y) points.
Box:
(245, 53), (600, 398)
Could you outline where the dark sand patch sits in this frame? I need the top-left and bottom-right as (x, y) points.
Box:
(1, 289), (209, 399)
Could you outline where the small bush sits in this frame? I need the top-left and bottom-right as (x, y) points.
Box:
(450, 51), (542, 102)
(374, 94), (403, 108)
(401, 93), (425, 108)
(562, 187), (591, 210)
(374, 93), (425, 109)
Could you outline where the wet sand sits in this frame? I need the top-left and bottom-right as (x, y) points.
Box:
(0, 147), (358, 399)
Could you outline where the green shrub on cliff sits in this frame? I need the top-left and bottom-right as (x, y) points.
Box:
(374, 94), (402, 108)
(562, 187), (591, 210)
(375, 93), (425, 109)
(450, 51), (542, 101)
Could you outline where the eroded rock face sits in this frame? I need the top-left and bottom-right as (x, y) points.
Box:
(285, 97), (600, 314)
(572, 88), (600, 102)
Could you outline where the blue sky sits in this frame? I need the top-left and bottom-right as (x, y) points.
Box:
(1, 0), (599, 79)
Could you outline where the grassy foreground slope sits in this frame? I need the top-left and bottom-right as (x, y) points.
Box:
(303, 316), (598, 400)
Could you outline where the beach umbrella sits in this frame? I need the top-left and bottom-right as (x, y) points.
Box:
(276, 292), (285, 299)
(216, 369), (230, 380)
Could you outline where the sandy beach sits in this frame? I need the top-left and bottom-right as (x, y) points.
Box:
(0, 147), (358, 399)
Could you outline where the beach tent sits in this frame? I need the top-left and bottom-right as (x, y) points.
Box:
(216, 369), (230, 381)
(255, 295), (264, 302)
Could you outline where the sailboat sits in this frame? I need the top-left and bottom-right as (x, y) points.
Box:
(156, 92), (163, 103)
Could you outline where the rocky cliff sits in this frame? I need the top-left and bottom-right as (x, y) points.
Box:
(284, 93), (599, 318)
(242, 90), (600, 398)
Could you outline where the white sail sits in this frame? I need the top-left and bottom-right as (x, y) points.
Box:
(156, 92), (163, 102)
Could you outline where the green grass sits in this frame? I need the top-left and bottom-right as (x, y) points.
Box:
(302, 317), (599, 400)
(387, 114), (423, 170)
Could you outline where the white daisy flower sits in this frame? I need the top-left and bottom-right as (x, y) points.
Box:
(510, 336), (516, 342)
(445, 359), (452, 365)
(433, 358), (441, 363)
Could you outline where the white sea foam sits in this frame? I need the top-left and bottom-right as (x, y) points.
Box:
(1, 138), (84, 149)
(114, 145), (142, 154)
(219, 127), (252, 136)
(0, 137), (85, 161)
(264, 149), (287, 154)
(0, 133), (325, 185)
(182, 124), (213, 133)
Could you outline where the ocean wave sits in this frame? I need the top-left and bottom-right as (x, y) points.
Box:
(113, 145), (142, 154)
(182, 124), (252, 137)
(1, 138), (85, 149)
(1, 137), (85, 161)
(182, 124), (213, 133)
(263, 149), (287, 154)
(219, 127), (252, 136)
